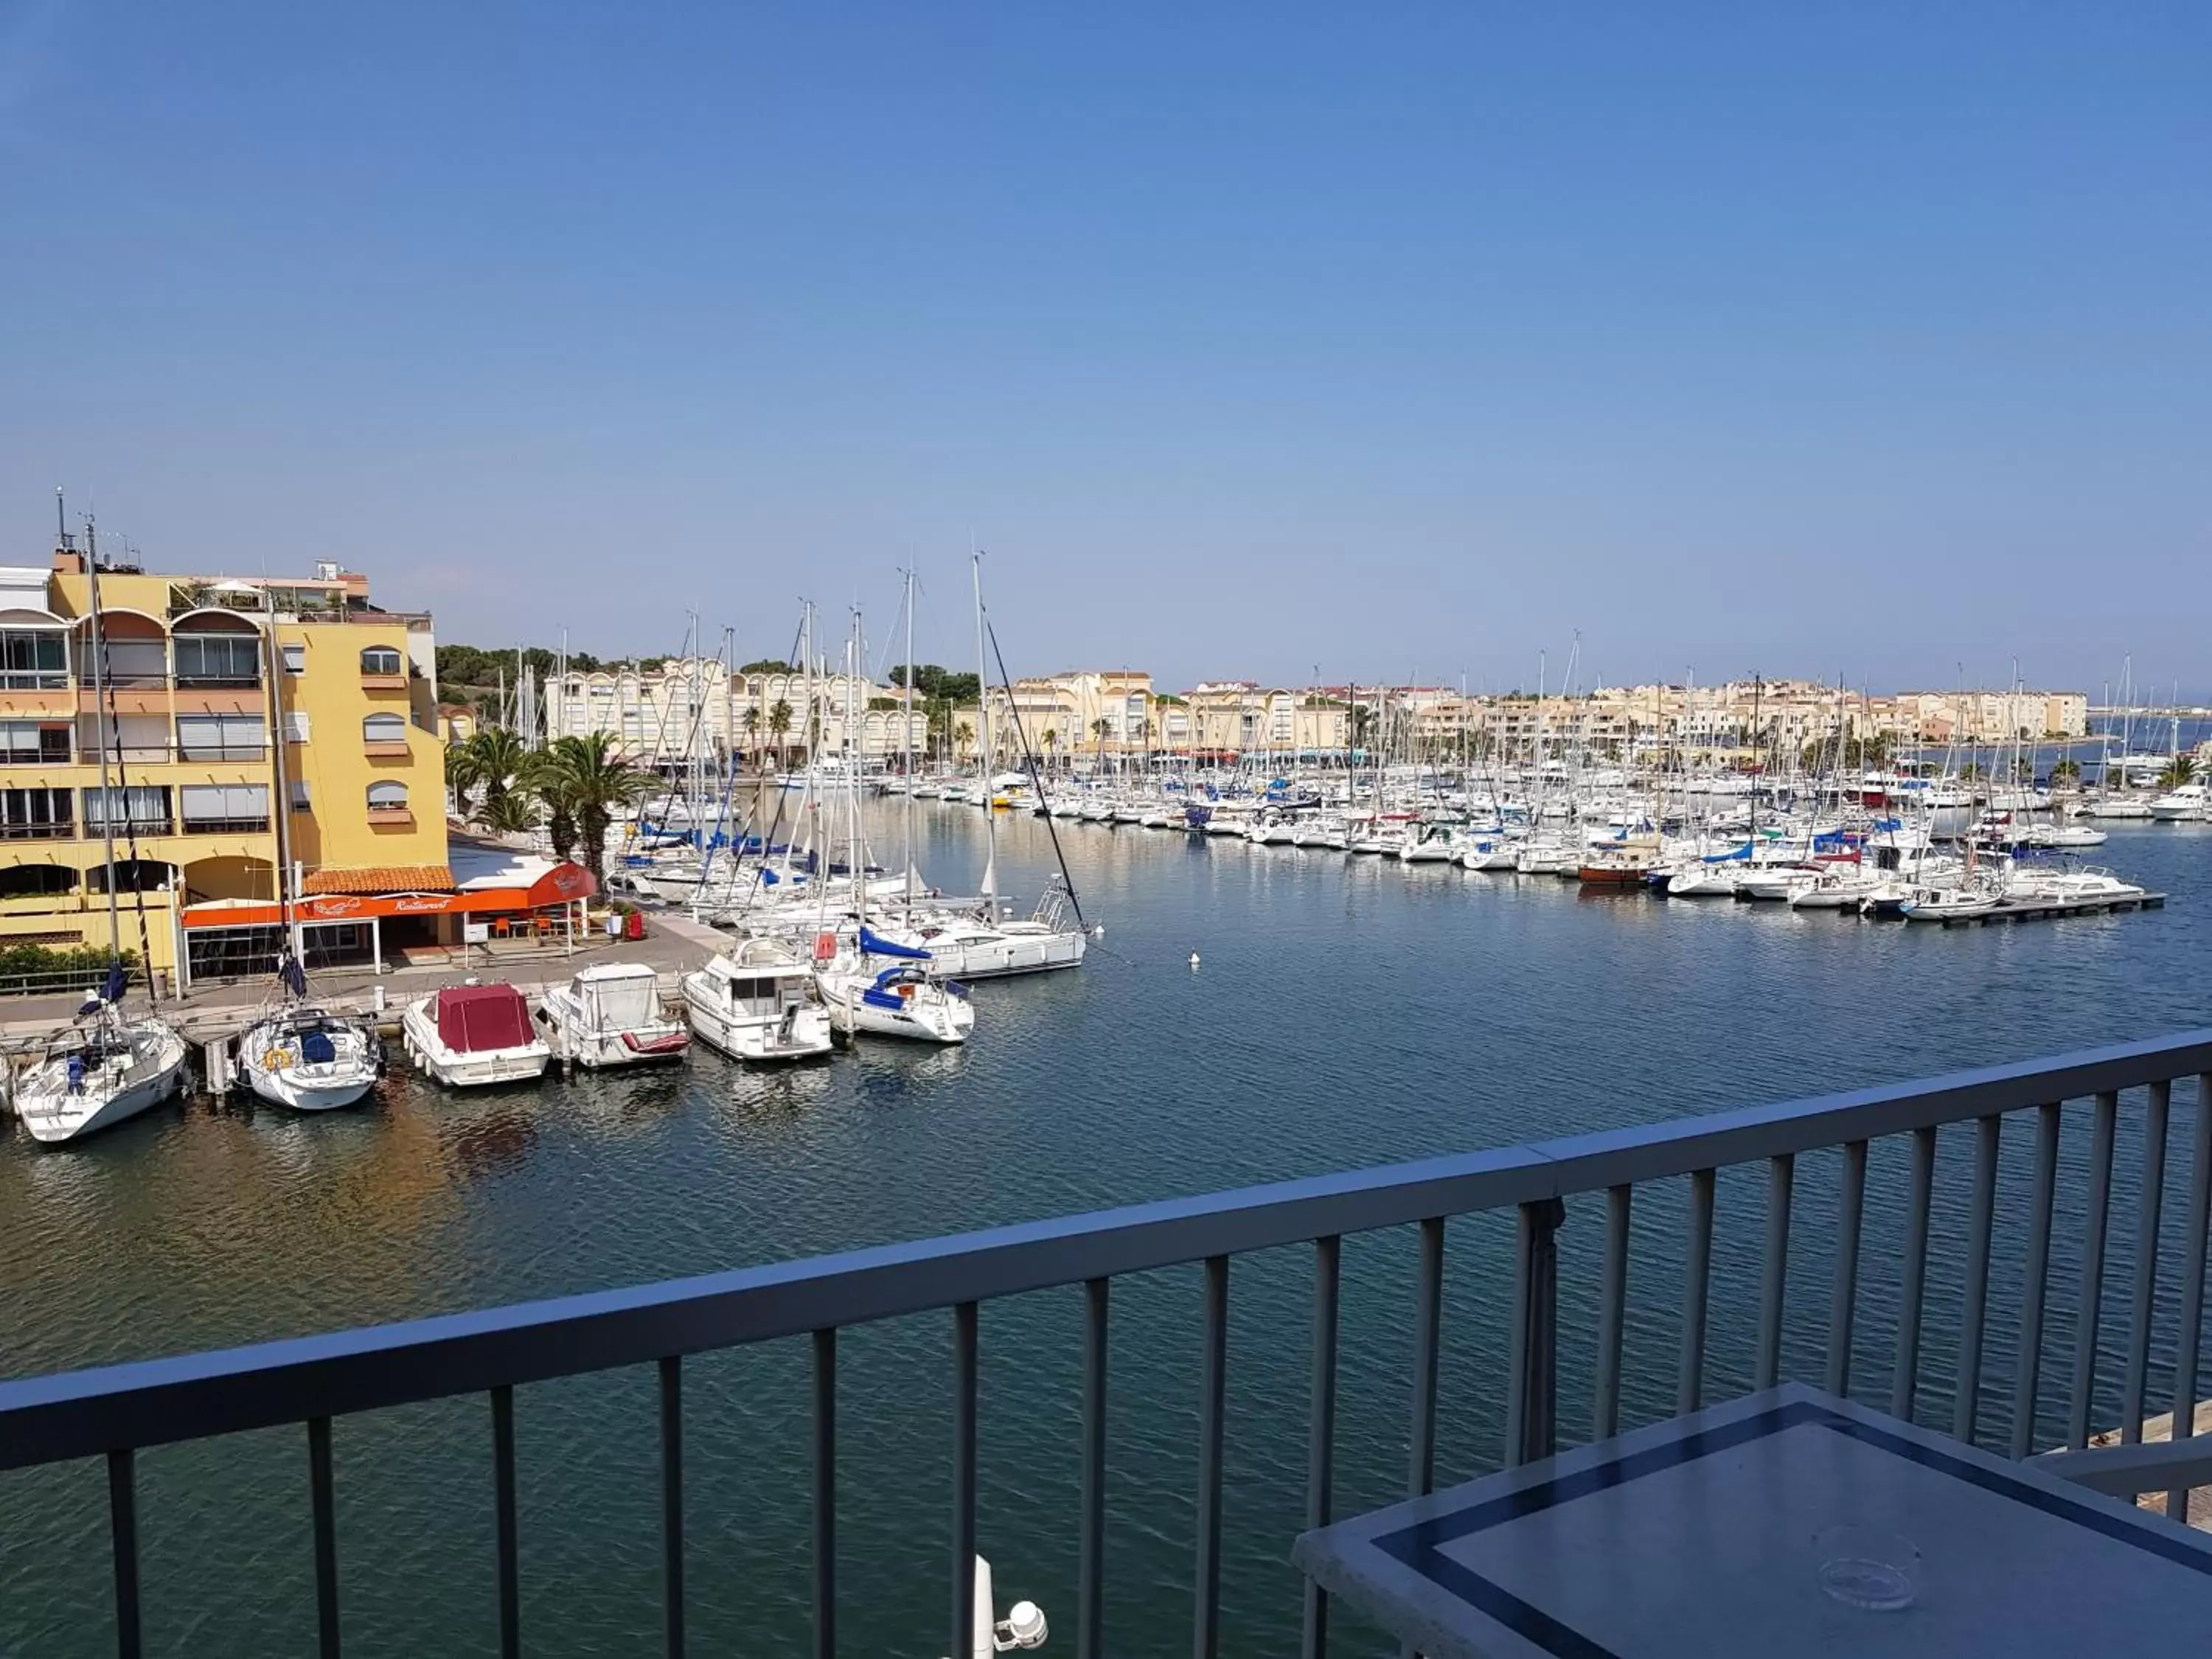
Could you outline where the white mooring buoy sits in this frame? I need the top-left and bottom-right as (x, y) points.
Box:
(1189, 951), (1201, 970)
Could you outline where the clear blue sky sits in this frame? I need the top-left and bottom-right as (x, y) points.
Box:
(3, 4), (2205, 697)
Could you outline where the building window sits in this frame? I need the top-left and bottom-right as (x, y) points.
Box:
(0, 721), (73, 763)
(173, 634), (261, 686)
(0, 787), (74, 840)
(363, 712), (407, 747)
(179, 783), (271, 834)
(366, 781), (408, 813)
(290, 779), (312, 810)
(176, 713), (268, 762)
(361, 646), (403, 676)
(0, 629), (67, 690)
(82, 785), (173, 833)
(282, 644), (306, 674)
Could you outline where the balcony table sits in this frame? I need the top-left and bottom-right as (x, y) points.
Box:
(1292, 1381), (2212, 1659)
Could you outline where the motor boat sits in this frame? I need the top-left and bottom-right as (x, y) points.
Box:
(1458, 840), (1520, 871)
(13, 981), (188, 1144)
(535, 962), (689, 1068)
(681, 937), (832, 1061)
(400, 984), (552, 1087)
(2150, 783), (2209, 822)
(1397, 827), (1458, 863)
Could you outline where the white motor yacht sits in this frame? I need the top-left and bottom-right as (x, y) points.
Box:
(682, 938), (832, 1061)
(14, 992), (188, 1145)
(536, 962), (689, 1068)
(1900, 887), (2003, 922)
(2150, 783), (2209, 821)
(400, 984), (552, 1088)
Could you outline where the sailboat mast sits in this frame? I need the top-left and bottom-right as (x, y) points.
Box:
(902, 564), (917, 908)
(848, 608), (863, 933)
(973, 552), (998, 911)
(261, 584), (301, 960)
(84, 521), (122, 954)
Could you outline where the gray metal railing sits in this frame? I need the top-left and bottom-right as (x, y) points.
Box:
(4, 1030), (2211, 1659)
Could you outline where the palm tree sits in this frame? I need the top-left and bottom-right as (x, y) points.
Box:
(742, 706), (762, 772)
(953, 721), (975, 765)
(445, 740), (483, 818)
(464, 727), (529, 810)
(1041, 728), (1058, 773)
(768, 699), (794, 765)
(476, 790), (541, 838)
(1090, 716), (1112, 776)
(2051, 757), (2082, 783)
(2158, 754), (2197, 790)
(525, 734), (650, 892)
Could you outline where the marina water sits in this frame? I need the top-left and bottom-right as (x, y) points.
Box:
(4, 810), (2209, 1657)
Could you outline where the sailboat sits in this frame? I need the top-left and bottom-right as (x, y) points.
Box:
(237, 954), (384, 1110)
(15, 964), (189, 1144)
(17, 544), (189, 1144)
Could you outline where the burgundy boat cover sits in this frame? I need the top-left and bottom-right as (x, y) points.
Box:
(435, 984), (532, 1054)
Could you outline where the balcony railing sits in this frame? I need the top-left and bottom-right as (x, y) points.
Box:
(173, 675), (261, 692)
(4, 1032), (2211, 1659)
(0, 670), (71, 692)
(180, 816), (272, 835)
(0, 820), (74, 840)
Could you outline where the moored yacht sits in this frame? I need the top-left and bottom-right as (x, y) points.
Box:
(237, 955), (383, 1111)
(401, 984), (552, 1088)
(14, 978), (189, 1145)
(682, 937), (832, 1061)
(536, 962), (689, 1068)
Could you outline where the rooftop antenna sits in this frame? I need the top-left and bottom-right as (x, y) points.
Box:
(55, 487), (71, 551)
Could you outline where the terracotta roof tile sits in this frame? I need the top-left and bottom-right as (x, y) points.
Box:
(301, 864), (456, 896)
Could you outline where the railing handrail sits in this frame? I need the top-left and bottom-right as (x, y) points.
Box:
(5, 1026), (2211, 1472)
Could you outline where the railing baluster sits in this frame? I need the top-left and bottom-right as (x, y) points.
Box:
(1301, 1237), (1340, 1659)
(491, 1385), (519, 1659)
(661, 1357), (684, 1659)
(1593, 1185), (1630, 1440)
(952, 1303), (978, 1659)
(1826, 1140), (1866, 1396)
(1891, 1127), (1936, 1421)
(2167, 1076), (2212, 1520)
(1409, 1218), (1444, 1498)
(2068, 1091), (2120, 1449)
(2121, 1080), (2171, 1444)
(1677, 1169), (1715, 1413)
(1507, 1199), (1565, 1465)
(310, 1416), (340, 1659)
(1954, 1116), (2001, 1445)
(1079, 1280), (1107, 1659)
(812, 1332), (835, 1659)
(1755, 1155), (1794, 1391)
(108, 1447), (140, 1659)
(2009, 1103), (2062, 1458)
(1194, 1256), (1228, 1659)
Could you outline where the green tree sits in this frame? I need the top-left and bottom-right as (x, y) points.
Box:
(2051, 757), (2081, 782)
(476, 790), (541, 837)
(768, 699), (794, 762)
(742, 706), (762, 771)
(1041, 728), (1058, 772)
(2158, 754), (2197, 790)
(524, 734), (650, 892)
(954, 721), (975, 764)
(463, 727), (529, 810)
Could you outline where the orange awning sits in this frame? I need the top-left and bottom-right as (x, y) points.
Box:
(183, 862), (597, 929)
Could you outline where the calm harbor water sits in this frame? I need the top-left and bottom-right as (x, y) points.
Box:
(4, 813), (2210, 1658)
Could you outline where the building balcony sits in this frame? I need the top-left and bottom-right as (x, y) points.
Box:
(180, 817), (272, 836)
(5, 1032), (2212, 1653)
(358, 670), (409, 691)
(365, 805), (416, 828)
(361, 740), (414, 759)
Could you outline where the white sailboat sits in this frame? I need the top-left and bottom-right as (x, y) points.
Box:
(15, 980), (189, 1145)
(238, 957), (383, 1111)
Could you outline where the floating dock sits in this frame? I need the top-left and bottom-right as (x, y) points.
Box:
(1928, 891), (2166, 928)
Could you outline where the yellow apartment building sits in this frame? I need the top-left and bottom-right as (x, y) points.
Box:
(1, 544), (450, 988)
